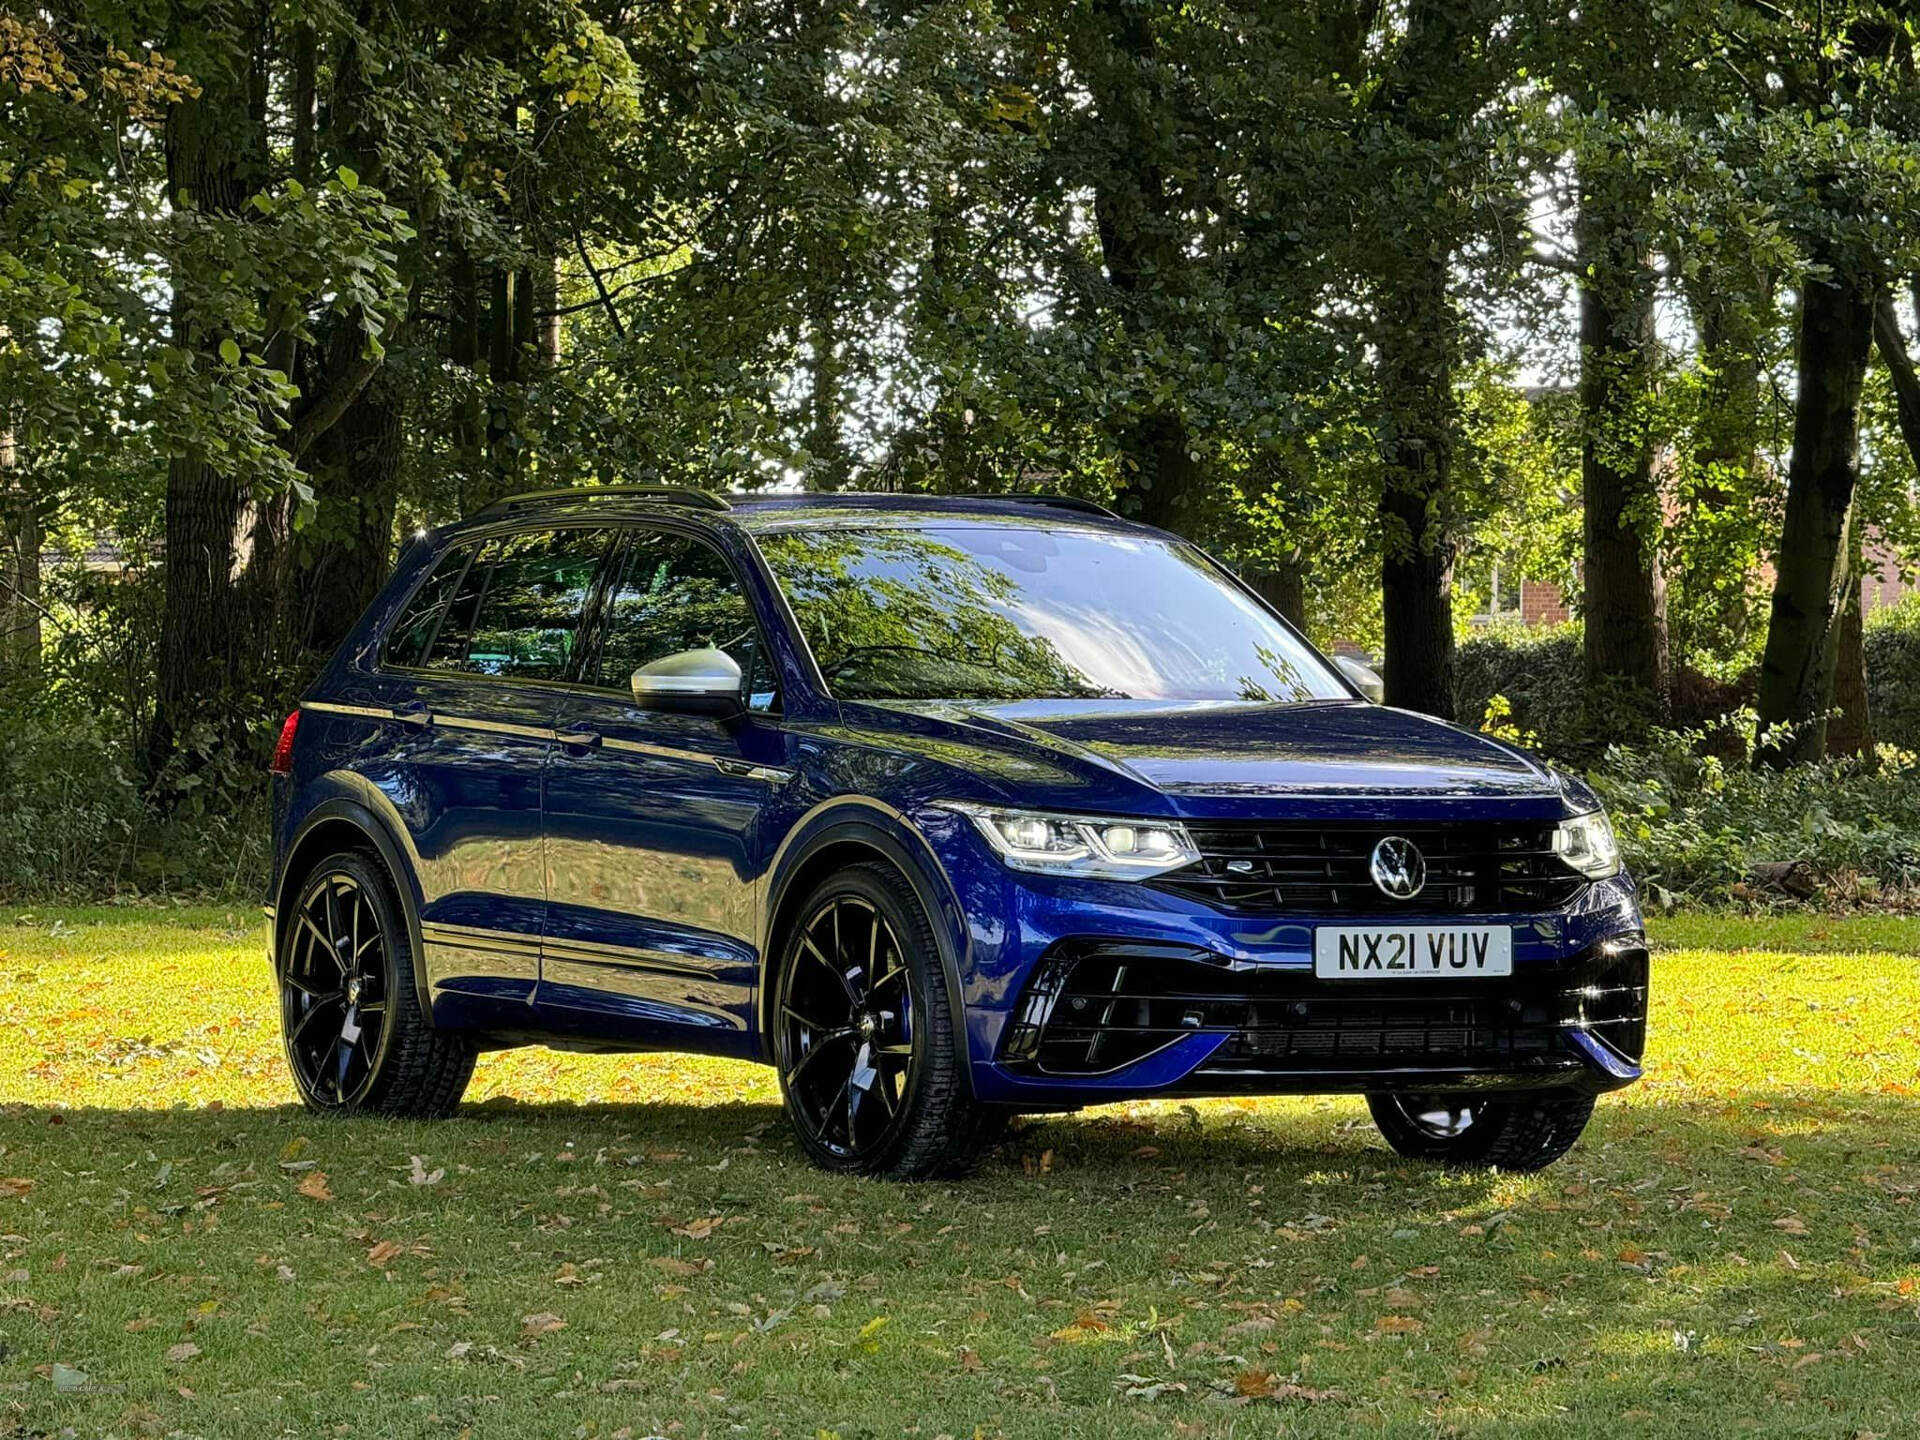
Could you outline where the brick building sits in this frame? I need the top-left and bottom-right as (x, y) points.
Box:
(1485, 545), (1913, 632)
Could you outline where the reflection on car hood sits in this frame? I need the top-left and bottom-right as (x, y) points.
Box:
(883, 698), (1557, 799)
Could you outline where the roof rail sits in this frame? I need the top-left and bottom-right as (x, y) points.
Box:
(991, 492), (1120, 519)
(473, 485), (733, 519)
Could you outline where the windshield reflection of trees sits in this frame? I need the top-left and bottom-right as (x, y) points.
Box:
(760, 531), (1330, 704)
(761, 532), (1118, 701)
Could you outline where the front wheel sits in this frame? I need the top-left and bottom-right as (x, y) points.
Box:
(773, 862), (1005, 1179)
(280, 851), (475, 1118)
(1366, 1091), (1595, 1172)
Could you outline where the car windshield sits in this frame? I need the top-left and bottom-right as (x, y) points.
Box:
(754, 523), (1349, 704)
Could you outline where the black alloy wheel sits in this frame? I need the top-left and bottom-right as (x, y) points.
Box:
(777, 889), (920, 1163)
(774, 862), (1008, 1179)
(278, 849), (475, 1118)
(284, 866), (394, 1108)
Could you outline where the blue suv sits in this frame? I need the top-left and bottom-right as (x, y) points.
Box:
(267, 488), (1647, 1178)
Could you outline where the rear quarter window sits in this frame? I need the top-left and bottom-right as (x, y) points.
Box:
(381, 543), (476, 669)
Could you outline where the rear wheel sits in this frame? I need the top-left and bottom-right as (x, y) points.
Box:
(1366, 1090), (1594, 1172)
(773, 862), (1005, 1179)
(280, 851), (474, 1118)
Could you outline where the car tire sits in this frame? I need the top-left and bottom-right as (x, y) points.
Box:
(280, 850), (475, 1119)
(774, 861), (1006, 1180)
(1366, 1090), (1595, 1172)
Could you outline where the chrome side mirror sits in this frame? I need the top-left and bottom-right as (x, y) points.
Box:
(1335, 655), (1385, 704)
(631, 647), (744, 718)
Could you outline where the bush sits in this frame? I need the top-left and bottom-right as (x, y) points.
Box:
(1457, 621), (1760, 762)
(1866, 596), (1920, 754)
(0, 682), (270, 902)
(1588, 712), (1920, 909)
(1454, 623), (1587, 755)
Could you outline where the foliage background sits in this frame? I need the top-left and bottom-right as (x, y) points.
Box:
(5, 1), (1920, 906)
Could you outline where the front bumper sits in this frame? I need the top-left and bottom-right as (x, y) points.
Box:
(914, 807), (1648, 1107)
(995, 935), (1646, 1099)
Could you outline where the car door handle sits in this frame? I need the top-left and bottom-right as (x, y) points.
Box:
(394, 701), (432, 728)
(557, 726), (602, 751)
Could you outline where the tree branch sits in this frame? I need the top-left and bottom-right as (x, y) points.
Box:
(283, 352), (380, 461)
(575, 231), (626, 339)
(1872, 292), (1920, 473)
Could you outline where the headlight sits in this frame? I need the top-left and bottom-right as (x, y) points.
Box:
(943, 803), (1200, 880)
(1552, 808), (1621, 879)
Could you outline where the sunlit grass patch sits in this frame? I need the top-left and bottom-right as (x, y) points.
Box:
(0, 906), (1917, 1437)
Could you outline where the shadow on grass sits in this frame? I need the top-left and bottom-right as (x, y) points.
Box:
(1, 1077), (1915, 1178)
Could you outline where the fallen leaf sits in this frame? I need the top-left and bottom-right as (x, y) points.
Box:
(1117, 1373), (1186, 1400)
(0, 1178), (32, 1200)
(408, 1155), (445, 1187)
(164, 1342), (201, 1365)
(50, 1363), (89, 1392)
(1375, 1315), (1424, 1334)
(295, 1170), (333, 1202)
(520, 1311), (566, 1339)
(650, 1256), (710, 1277)
(366, 1240), (404, 1268)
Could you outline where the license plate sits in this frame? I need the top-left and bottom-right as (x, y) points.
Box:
(1313, 925), (1513, 979)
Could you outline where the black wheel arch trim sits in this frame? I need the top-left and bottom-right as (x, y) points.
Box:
(758, 798), (971, 1082)
(272, 789), (434, 1027)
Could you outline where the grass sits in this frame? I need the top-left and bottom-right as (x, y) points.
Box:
(0, 907), (1916, 1438)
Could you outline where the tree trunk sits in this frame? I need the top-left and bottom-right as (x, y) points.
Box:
(1245, 559), (1308, 629)
(1755, 268), (1876, 766)
(533, 255), (561, 366)
(1687, 271), (1770, 503)
(1363, 0), (1481, 721)
(1077, 0), (1202, 534)
(805, 275), (851, 488)
(450, 252), (486, 510)
(291, 23), (316, 187)
(1577, 174), (1669, 722)
(294, 365), (404, 658)
(1676, 265), (1773, 658)
(1374, 253), (1458, 719)
(1828, 570), (1872, 758)
(0, 419), (39, 677)
(148, 29), (268, 775)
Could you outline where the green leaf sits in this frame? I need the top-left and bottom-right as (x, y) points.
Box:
(338, 165), (360, 191)
(218, 338), (241, 366)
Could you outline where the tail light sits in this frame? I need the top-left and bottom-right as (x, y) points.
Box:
(270, 709), (301, 775)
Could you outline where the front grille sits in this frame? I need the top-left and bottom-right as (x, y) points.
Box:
(999, 940), (1648, 1085)
(1153, 821), (1587, 916)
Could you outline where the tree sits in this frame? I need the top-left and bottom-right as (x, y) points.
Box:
(1750, 8), (1915, 765)
(1350, 0), (1529, 717)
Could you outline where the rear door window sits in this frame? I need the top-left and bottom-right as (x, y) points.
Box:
(414, 528), (612, 682)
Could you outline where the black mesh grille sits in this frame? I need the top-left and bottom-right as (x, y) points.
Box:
(1153, 821), (1587, 916)
(999, 941), (1648, 1083)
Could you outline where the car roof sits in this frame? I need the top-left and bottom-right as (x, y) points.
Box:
(725, 493), (1157, 536)
(434, 489), (1166, 541)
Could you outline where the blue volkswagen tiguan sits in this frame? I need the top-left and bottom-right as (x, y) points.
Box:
(267, 488), (1647, 1179)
